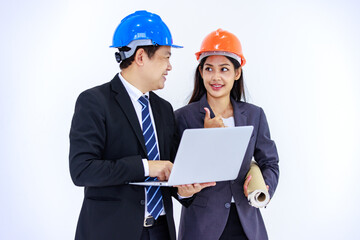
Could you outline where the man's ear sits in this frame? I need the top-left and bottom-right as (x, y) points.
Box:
(134, 48), (146, 66)
(234, 67), (242, 81)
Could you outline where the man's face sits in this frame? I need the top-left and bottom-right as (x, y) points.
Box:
(142, 46), (172, 91)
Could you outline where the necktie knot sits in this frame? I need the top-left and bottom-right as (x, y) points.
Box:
(138, 95), (149, 109)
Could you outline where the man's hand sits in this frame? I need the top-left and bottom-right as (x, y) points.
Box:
(204, 107), (225, 128)
(148, 160), (173, 181)
(176, 182), (216, 198)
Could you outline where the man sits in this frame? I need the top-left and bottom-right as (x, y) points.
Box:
(69, 10), (213, 240)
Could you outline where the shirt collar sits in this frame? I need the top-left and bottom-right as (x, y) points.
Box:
(118, 73), (149, 101)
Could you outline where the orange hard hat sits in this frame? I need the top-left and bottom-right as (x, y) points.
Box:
(195, 29), (246, 67)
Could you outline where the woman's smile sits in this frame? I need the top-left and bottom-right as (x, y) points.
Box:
(210, 83), (224, 91)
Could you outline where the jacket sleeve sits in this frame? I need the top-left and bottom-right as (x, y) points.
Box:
(69, 90), (145, 187)
(253, 108), (279, 198)
(169, 109), (196, 207)
(168, 186), (195, 207)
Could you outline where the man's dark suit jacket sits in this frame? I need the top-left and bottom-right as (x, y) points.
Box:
(175, 95), (279, 240)
(69, 74), (189, 240)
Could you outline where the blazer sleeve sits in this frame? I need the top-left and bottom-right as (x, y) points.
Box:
(176, 111), (189, 136)
(69, 90), (145, 187)
(169, 109), (196, 207)
(254, 108), (279, 198)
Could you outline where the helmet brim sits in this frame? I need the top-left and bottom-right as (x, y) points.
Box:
(171, 44), (183, 48)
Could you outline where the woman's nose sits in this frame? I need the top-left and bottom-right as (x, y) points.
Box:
(212, 70), (221, 80)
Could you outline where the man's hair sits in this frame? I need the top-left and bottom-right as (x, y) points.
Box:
(119, 45), (161, 70)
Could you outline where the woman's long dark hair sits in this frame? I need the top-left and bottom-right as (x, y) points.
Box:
(188, 56), (246, 104)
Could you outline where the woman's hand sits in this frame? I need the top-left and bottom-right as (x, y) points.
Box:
(204, 107), (225, 128)
(176, 182), (216, 198)
(243, 175), (269, 197)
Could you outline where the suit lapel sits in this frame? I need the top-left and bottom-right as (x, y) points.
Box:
(110, 75), (147, 154)
(231, 98), (248, 126)
(199, 94), (214, 122)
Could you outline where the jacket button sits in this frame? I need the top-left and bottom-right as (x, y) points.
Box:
(225, 203), (231, 209)
(140, 200), (145, 205)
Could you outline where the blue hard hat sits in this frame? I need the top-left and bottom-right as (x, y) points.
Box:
(110, 10), (182, 49)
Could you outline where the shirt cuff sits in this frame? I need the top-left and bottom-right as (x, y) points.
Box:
(142, 159), (149, 177)
(177, 193), (192, 199)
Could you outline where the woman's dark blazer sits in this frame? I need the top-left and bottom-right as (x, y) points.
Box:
(174, 94), (279, 240)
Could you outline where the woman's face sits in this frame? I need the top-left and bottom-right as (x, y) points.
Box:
(200, 55), (241, 101)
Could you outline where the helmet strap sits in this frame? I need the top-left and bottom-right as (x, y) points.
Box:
(115, 51), (126, 63)
(114, 39), (154, 62)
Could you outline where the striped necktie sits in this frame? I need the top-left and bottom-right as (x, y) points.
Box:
(138, 95), (164, 220)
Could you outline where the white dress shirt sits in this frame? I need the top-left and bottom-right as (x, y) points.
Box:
(118, 73), (165, 217)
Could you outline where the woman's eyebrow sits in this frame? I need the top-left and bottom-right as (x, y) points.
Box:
(204, 63), (230, 66)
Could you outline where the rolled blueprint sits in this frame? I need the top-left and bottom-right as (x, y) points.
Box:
(245, 162), (270, 208)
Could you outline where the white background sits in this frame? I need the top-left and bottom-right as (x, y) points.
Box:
(1, 0), (359, 239)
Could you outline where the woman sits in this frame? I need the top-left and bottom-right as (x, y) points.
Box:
(175, 29), (279, 240)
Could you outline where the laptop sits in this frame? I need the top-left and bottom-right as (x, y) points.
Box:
(129, 126), (253, 186)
